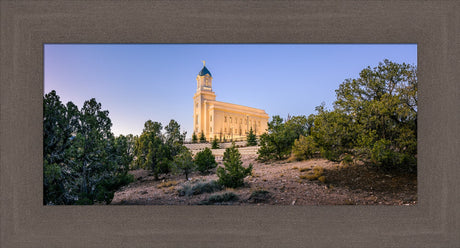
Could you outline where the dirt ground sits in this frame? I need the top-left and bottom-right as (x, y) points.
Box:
(111, 146), (417, 206)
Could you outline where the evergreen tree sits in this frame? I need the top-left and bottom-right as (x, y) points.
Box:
(43, 91), (134, 205)
(194, 147), (217, 174)
(217, 144), (253, 188)
(199, 131), (206, 143)
(192, 132), (198, 143)
(246, 127), (257, 146)
(257, 115), (308, 161)
(211, 136), (219, 149)
(173, 146), (195, 180)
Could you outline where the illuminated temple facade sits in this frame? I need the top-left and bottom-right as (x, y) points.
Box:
(193, 62), (269, 141)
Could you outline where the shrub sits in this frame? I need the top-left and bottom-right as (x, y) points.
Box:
(248, 190), (271, 203)
(200, 192), (239, 205)
(95, 173), (134, 204)
(318, 176), (326, 183)
(194, 147), (217, 174)
(300, 166), (324, 181)
(341, 153), (354, 165)
(371, 139), (416, 172)
(177, 180), (223, 196)
(217, 144), (253, 188)
(292, 135), (318, 160)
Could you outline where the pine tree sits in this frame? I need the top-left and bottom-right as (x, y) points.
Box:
(211, 136), (219, 149)
(217, 144), (253, 188)
(192, 132), (198, 143)
(246, 127), (257, 146)
(199, 131), (206, 143)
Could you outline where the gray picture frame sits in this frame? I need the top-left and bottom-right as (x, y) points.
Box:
(1, 1), (459, 247)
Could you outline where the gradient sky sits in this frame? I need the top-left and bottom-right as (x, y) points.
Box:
(44, 44), (417, 139)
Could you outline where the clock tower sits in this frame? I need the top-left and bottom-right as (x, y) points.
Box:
(193, 61), (216, 136)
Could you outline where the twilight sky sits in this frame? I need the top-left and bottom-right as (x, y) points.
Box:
(44, 44), (417, 139)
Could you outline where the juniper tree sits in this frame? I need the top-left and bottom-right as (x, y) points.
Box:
(194, 147), (217, 174)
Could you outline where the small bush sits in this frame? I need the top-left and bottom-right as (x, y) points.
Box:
(371, 139), (416, 173)
(200, 192), (239, 205)
(177, 184), (193, 196)
(318, 176), (326, 183)
(292, 135), (317, 160)
(300, 166), (324, 181)
(248, 190), (271, 203)
(177, 180), (223, 196)
(194, 147), (217, 174)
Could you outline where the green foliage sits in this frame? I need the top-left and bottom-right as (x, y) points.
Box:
(211, 136), (219, 149)
(133, 119), (186, 179)
(192, 132), (198, 143)
(194, 147), (217, 174)
(172, 146), (195, 180)
(257, 115), (309, 161)
(43, 91), (134, 205)
(292, 135), (318, 160)
(309, 107), (355, 161)
(217, 144), (253, 188)
(199, 131), (206, 143)
(300, 60), (417, 173)
(371, 139), (416, 172)
(246, 127), (257, 146)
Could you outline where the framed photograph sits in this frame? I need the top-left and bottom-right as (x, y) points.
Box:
(1, 1), (459, 247)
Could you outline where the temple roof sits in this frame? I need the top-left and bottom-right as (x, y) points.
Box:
(198, 66), (212, 77)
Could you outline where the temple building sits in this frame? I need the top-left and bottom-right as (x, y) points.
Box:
(193, 62), (269, 141)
